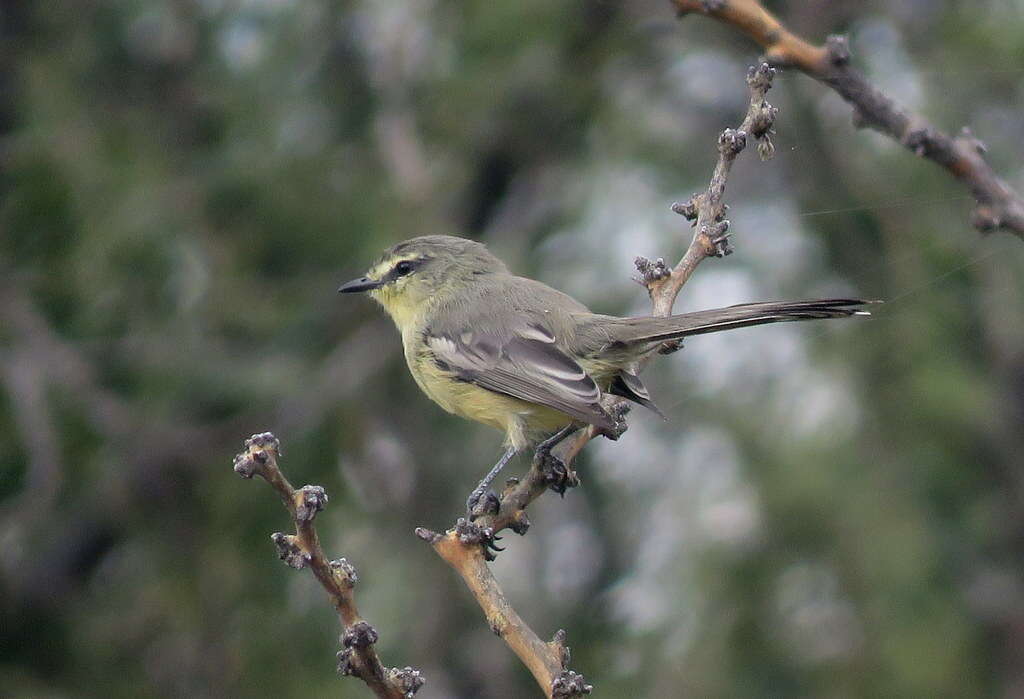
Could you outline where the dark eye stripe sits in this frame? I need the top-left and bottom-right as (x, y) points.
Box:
(383, 258), (421, 282)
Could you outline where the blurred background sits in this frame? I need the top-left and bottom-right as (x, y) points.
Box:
(2, 1), (1024, 697)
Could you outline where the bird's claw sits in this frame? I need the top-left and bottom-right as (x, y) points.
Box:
(486, 534), (505, 556)
(466, 487), (500, 520)
(453, 517), (504, 561)
(535, 449), (580, 497)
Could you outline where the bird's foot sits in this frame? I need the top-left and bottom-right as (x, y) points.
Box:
(465, 487), (500, 520)
(453, 517), (504, 562)
(535, 449), (580, 497)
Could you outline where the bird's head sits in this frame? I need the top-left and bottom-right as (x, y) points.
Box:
(338, 235), (507, 328)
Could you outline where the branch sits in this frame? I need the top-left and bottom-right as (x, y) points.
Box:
(415, 63), (777, 697)
(554, 63), (779, 508)
(415, 523), (591, 698)
(639, 62), (778, 316)
(542, 63), (779, 520)
(233, 432), (424, 699)
(672, 0), (1024, 239)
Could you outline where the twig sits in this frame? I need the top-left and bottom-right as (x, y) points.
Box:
(415, 523), (591, 699)
(416, 63), (777, 697)
(233, 432), (424, 699)
(639, 62), (779, 315)
(672, 0), (1024, 239)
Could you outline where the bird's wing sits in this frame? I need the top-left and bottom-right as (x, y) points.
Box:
(424, 321), (615, 431)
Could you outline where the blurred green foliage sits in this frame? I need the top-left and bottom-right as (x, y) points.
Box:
(2, 1), (1024, 697)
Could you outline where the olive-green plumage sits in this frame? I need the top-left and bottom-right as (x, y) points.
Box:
(339, 235), (869, 455)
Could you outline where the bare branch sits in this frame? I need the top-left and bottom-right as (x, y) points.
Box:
(415, 524), (591, 698)
(416, 64), (776, 697)
(233, 432), (423, 699)
(672, 0), (1024, 239)
(641, 62), (778, 317)
(551, 63), (780, 492)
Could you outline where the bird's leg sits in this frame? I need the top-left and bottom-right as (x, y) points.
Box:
(466, 447), (516, 519)
(533, 424), (581, 497)
(536, 423), (579, 455)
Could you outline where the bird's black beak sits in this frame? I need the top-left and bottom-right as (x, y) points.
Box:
(337, 276), (383, 293)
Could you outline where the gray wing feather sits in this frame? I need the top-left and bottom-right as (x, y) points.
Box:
(425, 323), (615, 430)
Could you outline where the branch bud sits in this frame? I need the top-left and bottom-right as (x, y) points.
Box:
(295, 485), (328, 522)
(271, 532), (309, 569)
(718, 128), (747, 156)
(746, 62), (776, 92)
(634, 256), (671, 285)
(388, 667), (425, 698)
(336, 648), (355, 676)
(414, 527), (443, 545)
(671, 198), (699, 221)
(509, 510), (531, 536)
(551, 628), (571, 667)
(342, 621), (380, 649)
(330, 557), (358, 586)
(233, 452), (259, 479)
(234, 432), (280, 478)
(552, 670), (593, 697)
(245, 431), (280, 456)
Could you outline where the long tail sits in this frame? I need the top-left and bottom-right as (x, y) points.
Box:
(611, 299), (873, 345)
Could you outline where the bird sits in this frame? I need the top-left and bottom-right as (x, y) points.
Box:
(339, 235), (869, 515)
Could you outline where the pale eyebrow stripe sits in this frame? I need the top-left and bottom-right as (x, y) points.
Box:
(368, 253), (421, 280)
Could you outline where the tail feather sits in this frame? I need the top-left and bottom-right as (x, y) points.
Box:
(614, 299), (872, 344)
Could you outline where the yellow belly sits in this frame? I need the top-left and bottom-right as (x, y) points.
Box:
(406, 347), (571, 450)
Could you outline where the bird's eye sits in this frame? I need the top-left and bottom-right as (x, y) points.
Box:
(395, 260), (415, 276)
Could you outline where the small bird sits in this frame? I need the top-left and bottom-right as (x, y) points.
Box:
(339, 235), (869, 514)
